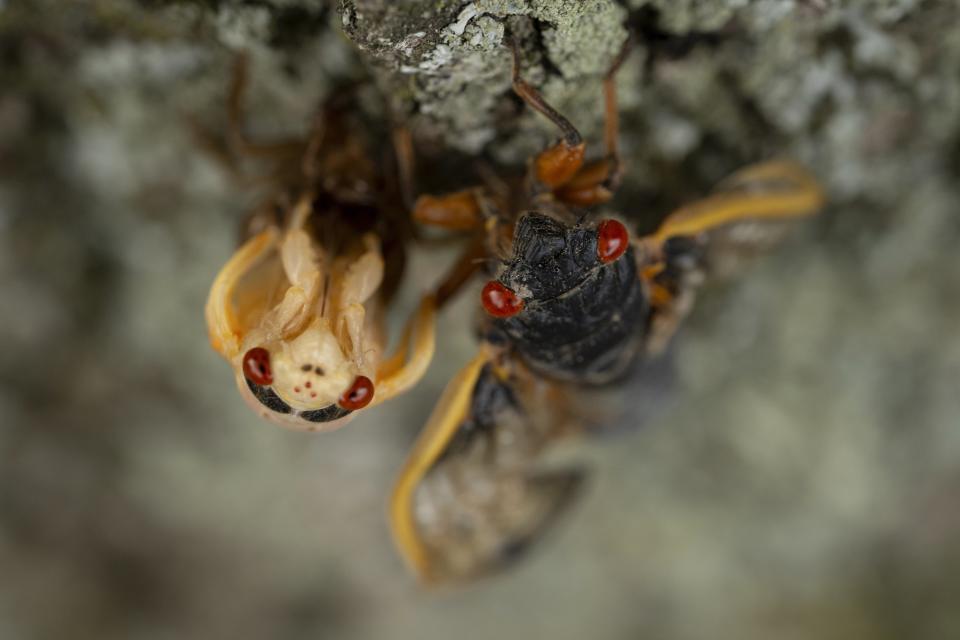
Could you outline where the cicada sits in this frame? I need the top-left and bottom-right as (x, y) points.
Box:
(389, 39), (824, 584)
(204, 57), (440, 431)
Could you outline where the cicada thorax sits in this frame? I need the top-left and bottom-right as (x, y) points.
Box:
(485, 211), (648, 385)
(306, 188), (409, 302)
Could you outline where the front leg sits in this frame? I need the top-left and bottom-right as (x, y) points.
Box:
(372, 294), (437, 406)
(510, 40), (585, 190)
(554, 36), (633, 206)
(413, 188), (486, 231)
(332, 233), (385, 367)
(206, 227), (280, 358)
(254, 196), (325, 341)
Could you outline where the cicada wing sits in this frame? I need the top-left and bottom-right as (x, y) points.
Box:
(414, 462), (585, 584)
(389, 352), (584, 585)
(639, 161), (824, 354)
(647, 161), (823, 249)
(389, 350), (489, 583)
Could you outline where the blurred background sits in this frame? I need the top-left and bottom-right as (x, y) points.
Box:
(2, 1), (959, 639)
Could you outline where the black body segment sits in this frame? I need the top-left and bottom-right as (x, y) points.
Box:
(300, 404), (352, 423)
(245, 377), (353, 423)
(246, 377), (293, 414)
(493, 212), (647, 384)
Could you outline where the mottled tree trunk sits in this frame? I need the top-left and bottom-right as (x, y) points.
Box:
(2, 1), (959, 638)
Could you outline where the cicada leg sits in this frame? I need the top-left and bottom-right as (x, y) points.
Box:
(371, 294), (438, 406)
(187, 53), (306, 192)
(413, 188), (485, 231)
(392, 125), (417, 211)
(510, 40), (585, 190)
(373, 232), (488, 404)
(553, 158), (617, 207)
(554, 36), (632, 206)
(512, 35), (631, 202)
(226, 52), (304, 160)
(205, 227), (281, 359)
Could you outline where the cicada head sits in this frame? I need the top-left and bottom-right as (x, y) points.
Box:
(235, 318), (375, 432)
(207, 217), (386, 431)
(479, 212), (646, 384)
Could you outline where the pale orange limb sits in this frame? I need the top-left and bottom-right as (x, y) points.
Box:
(388, 348), (491, 583)
(205, 228), (280, 359)
(371, 294), (437, 407)
(374, 234), (486, 389)
(640, 263), (673, 308)
(413, 189), (484, 231)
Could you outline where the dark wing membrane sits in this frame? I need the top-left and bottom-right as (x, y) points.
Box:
(390, 353), (583, 584)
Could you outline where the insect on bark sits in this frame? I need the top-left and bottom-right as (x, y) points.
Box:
(204, 56), (459, 432)
(389, 36), (825, 584)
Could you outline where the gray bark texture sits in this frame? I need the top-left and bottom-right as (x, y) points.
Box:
(2, 0), (959, 638)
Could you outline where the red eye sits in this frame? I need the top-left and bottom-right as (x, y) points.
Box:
(339, 375), (374, 410)
(481, 281), (524, 318)
(242, 347), (273, 385)
(597, 219), (629, 263)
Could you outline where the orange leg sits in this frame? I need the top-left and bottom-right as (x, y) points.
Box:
(510, 41), (585, 189)
(554, 158), (616, 206)
(640, 263), (673, 309)
(528, 139), (586, 190)
(375, 235), (486, 390)
(554, 37), (632, 206)
(413, 189), (485, 231)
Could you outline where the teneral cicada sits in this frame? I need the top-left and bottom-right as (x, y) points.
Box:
(204, 56), (442, 431)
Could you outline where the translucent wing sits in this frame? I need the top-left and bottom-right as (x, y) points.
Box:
(638, 160), (824, 353)
(389, 349), (583, 584)
(646, 161), (823, 249)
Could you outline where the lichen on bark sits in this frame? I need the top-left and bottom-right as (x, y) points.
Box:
(3, 1), (960, 638)
(340, 0), (629, 157)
